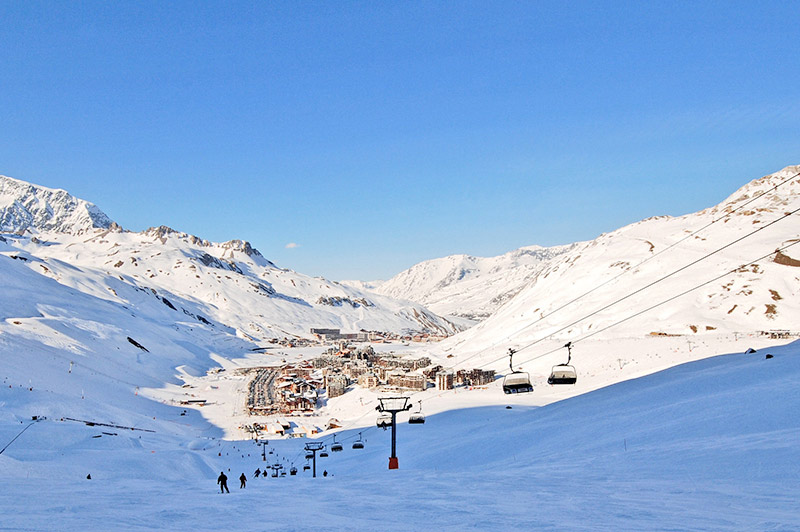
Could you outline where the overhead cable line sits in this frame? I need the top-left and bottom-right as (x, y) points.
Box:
(0, 420), (39, 455)
(311, 227), (800, 450)
(304, 183), (800, 450)
(477, 206), (800, 369)
(447, 171), (800, 371)
(512, 238), (800, 367)
(292, 226), (795, 460)
(400, 238), (800, 415)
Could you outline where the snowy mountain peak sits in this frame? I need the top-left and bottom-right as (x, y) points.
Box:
(716, 165), (800, 214)
(142, 225), (269, 264)
(373, 243), (576, 321)
(0, 175), (115, 235)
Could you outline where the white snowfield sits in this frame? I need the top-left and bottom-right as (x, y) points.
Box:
(1, 341), (798, 531)
(1, 166), (799, 530)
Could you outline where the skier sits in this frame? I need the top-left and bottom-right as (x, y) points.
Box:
(239, 473), (247, 489)
(323, 470), (328, 477)
(254, 468), (261, 478)
(217, 471), (230, 493)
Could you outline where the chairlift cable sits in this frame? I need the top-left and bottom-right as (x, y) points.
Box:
(438, 172), (800, 371)
(292, 210), (799, 456)
(517, 170), (800, 346)
(292, 237), (799, 459)
(477, 207), (800, 369)
(405, 239), (800, 411)
(496, 238), (800, 369)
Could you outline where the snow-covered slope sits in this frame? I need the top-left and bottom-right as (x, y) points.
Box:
(2, 166), (800, 530)
(368, 244), (575, 321)
(2, 339), (798, 531)
(370, 167), (800, 344)
(4, 227), (458, 341)
(432, 165), (800, 376)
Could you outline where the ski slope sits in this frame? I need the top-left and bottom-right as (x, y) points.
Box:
(2, 340), (798, 531)
(2, 167), (799, 530)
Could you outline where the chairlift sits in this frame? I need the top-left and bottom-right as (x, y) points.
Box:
(290, 467), (298, 476)
(319, 446), (329, 458)
(305, 452), (313, 460)
(352, 433), (365, 449)
(303, 464), (310, 471)
(377, 412), (392, 429)
(331, 434), (343, 452)
(502, 348), (533, 394)
(548, 342), (577, 385)
(408, 400), (425, 424)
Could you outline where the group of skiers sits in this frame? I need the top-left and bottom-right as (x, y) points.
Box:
(217, 467), (328, 492)
(216, 471), (247, 493)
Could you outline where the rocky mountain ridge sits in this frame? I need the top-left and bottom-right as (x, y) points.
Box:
(0, 175), (114, 235)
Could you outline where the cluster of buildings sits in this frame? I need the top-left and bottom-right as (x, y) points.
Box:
(310, 328), (448, 344)
(424, 366), (496, 391)
(255, 328), (449, 349)
(758, 329), (799, 339)
(243, 362), (322, 415)
(310, 328), (371, 342)
(314, 346), (432, 396)
(242, 342), (497, 427)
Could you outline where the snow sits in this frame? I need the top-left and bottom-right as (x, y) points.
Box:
(0, 175), (113, 234)
(2, 341), (798, 531)
(370, 244), (577, 321)
(1, 166), (800, 529)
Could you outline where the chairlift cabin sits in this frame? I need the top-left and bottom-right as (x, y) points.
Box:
(408, 401), (425, 424)
(502, 348), (533, 394)
(319, 447), (329, 458)
(377, 412), (392, 429)
(331, 435), (343, 453)
(548, 342), (577, 385)
(290, 467), (298, 476)
(352, 433), (365, 449)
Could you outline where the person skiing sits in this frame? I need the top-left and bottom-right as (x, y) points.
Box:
(217, 471), (230, 493)
(254, 468), (261, 478)
(239, 473), (247, 489)
(323, 470), (328, 477)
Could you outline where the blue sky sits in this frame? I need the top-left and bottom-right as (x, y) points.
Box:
(2, 1), (799, 280)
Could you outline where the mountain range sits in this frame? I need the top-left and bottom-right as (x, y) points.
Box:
(1, 166), (798, 423)
(0, 175), (460, 344)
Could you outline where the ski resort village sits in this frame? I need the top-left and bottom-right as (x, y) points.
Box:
(170, 331), (495, 439)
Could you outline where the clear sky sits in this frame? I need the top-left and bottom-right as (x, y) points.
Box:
(2, 1), (799, 280)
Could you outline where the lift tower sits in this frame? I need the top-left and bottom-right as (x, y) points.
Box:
(304, 442), (325, 478)
(377, 396), (411, 470)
